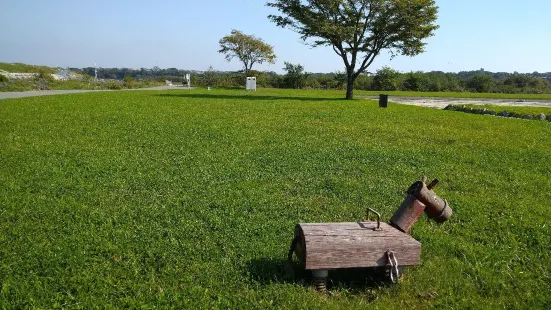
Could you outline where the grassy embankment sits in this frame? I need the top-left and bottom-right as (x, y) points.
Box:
(0, 62), (56, 74)
(0, 62), (164, 91)
(0, 88), (549, 309)
(0, 79), (164, 92)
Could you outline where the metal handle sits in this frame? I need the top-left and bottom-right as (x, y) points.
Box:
(421, 176), (439, 190)
(427, 178), (439, 190)
(366, 207), (381, 230)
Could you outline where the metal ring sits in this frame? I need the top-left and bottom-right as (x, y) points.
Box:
(435, 199), (448, 218)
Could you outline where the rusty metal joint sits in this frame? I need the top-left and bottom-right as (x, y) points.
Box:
(430, 199), (449, 220)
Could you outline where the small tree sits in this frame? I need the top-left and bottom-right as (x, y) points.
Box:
(218, 30), (276, 75)
(35, 69), (54, 90)
(123, 76), (134, 88)
(282, 62), (309, 89)
(372, 66), (400, 91)
(402, 72), (424, 91)
(203, 66), (218, 87)
(466, 74), (493, 93)
(268, 0), (439, 99)
(354, 73), (373, 90)
(333, 71), (347, 89)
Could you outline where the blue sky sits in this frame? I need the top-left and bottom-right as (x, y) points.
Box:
(1, 0), (550, 73)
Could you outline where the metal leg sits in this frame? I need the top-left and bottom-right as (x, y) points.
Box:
(312, 270), (328, 291)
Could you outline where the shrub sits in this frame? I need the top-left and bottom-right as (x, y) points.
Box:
(36, 69), (54, 82)
(106, 80), (123, 90)
(465, 74), (494, 93)
(123, 76), (134, 88)
(354, 74), (373, 90)
(0, 74), (8, 83)
(203, 66), (218, 87)
(372, 66), (400, 91)
(32, 69), (55, 90)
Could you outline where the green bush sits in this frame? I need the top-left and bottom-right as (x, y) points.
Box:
(0, 74), (8, 83)
(33, 70), (54, 90)
(372, 66), (401, 91)
(354, 74), (373, 90)
(36, 70), (54, 82)
(123, 76), (134, 88)
(466, 74), (494, 93)
(202, 66), (218, 87)
(106, 80), (123, 90)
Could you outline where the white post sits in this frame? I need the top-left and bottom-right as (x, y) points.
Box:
(185, 74), (191, 88)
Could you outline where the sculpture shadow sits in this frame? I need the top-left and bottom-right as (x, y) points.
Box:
(244, 258), (309, 287)
(245, 258), (396, 292)
(155, 93), (348, 102)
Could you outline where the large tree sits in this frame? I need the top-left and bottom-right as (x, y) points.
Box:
(267, 0), (439, 99)
(218, 30), (276, 75)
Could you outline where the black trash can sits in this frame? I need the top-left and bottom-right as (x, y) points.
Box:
(379, 94), (388, 108)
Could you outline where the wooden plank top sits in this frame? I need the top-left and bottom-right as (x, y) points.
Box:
(295, 222), (421, 270)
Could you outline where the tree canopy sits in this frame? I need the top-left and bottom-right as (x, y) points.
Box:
(282, 62), (309, 89)
(267, 0), (439, 99)
(218, 30), (276, 75)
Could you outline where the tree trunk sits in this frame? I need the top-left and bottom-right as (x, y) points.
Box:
(345, 73), (355, 99)
(243, 61), (249, 76)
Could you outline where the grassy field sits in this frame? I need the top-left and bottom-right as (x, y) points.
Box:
(0, 88), (549, 309)
(356, 90), (551, 100)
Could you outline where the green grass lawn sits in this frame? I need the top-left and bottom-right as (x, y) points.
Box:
(1, 88), (550, 309)
(356, 90), (551, 100)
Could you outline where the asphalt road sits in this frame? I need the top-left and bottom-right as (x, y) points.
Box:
(0, 86), (189, 100)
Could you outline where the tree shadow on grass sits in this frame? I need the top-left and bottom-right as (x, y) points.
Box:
(245, 257), (395, 292)
(154, 93), (348, 102)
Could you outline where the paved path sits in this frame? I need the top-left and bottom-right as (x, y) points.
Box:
(360, 96), (551, 109)
(0, 86), (190, 100)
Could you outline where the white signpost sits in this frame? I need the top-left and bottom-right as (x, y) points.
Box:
(185, 74), (191, 88)
(246, 77), (257, 91)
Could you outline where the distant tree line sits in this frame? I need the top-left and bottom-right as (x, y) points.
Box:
(362, 67), (551, 94)
(70, 66), (551, 94)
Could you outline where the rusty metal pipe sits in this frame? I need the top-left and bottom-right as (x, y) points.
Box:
(390, 195), (426, 233)
(391, 177), (453, 233)
(407, 180), (452, 223)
